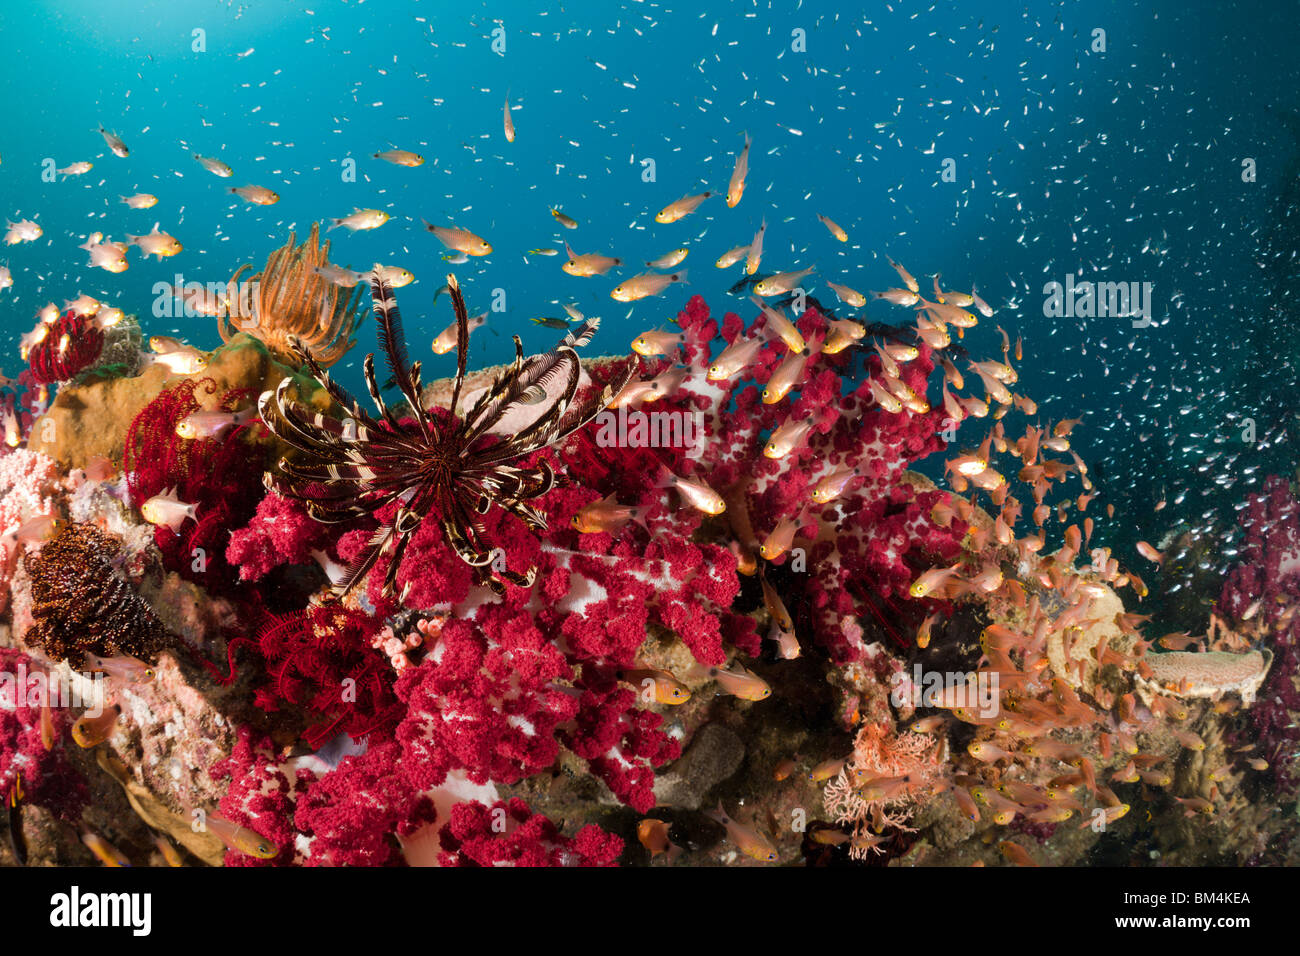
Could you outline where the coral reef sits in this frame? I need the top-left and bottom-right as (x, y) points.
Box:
(3, 262), (1296, 870)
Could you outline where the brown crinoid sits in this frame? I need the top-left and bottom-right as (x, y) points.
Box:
(258, 270), (634, 599)
(23, 524), (170, 665)
(220, 222), (366, 366)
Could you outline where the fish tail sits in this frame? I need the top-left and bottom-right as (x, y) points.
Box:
(674, 269), (689, 284)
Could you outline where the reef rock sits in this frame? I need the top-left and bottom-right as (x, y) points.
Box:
(27, 333), (322, 470)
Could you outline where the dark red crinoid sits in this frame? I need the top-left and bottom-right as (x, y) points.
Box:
(27, 311), (104, 385)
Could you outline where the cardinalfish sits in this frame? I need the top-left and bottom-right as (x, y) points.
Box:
(708, 332), (765, 381)
(657, 469), (725, 515)
(139, 350), (206, 374)
(611, 270), (688, 302)
(228, 185), (280, 205)
(329, 208), (389, 232)
(759, 507), (807, 563)
(620, 668), (691, 705)
(81, 829), (130, 867)
(826, 280), (867, 308)
(86, 653), (155, 685)
(571, 493), (650, 534)
(763, 416), (817, 459)
(72, 703), (122, 748)
(808, 758), (846, 784)
(57, 161), (93, 177)
(727, 133), (751, 207)
(1136, 541), (1163, 563)
(909, 563), (961, 599)
(646, 248), (688, 270)
(705, 803), (778, 862)
(631, 328), (684, 357)
(372, 264), (415, 287)
(701, 661), (770, 701)
(810, 466), (860, 504)
(885, 254), (919, 293)
(563, 243), (622, 276)
(645, 365), (690, 402)
(374, 148), (424, 166)
(313, 264), (364, 287)
(607, 378), (657, 410)
(99, 124), (129, 158)
(817, 213), (848, 242)
(655, 190), (712, 224)
(423, 221), (491, 256)
(762, 349), (810, 404)
(767, 622), (801, 660)
(874, 287), (921, 307)
(140, 488), (198, 533)
(716, 244), (751, 269)
(745, 220), (766, 275)
(196, 812), (279, 859)
(753, 266), (815, 298)
(194, 153), (233, 177)
(637, 819), (682, 861)
(750, 296), (807, 353)
(127, 223), (182, 260)
(760, 575), (795, 631)
(431, 312), (487, 354)
(502, 92), (516, 142)
(916, 612), (940, 649)
(175, 407), (256, 440)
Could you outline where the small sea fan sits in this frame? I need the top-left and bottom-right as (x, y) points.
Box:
(22, 524), (170, 665)
(27, 311), (105, 385)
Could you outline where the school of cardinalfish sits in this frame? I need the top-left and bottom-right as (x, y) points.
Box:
(602, 230), (1265, 864)
(5, 109), (1270, 868)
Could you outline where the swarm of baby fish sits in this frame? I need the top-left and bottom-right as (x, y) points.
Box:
(221, 223), (366, 367)
(22, 524), (170, 666)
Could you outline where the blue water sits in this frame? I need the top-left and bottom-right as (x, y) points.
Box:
(2, 0), (1297, 596)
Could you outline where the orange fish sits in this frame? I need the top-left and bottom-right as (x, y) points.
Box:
(637, 818), (682, 860)
(705, 803), (779, 862)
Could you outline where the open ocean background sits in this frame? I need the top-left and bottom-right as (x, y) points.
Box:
(2, 0), (1297, 621)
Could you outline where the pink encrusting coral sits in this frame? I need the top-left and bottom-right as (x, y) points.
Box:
(0, 448), (62, 615)
(1219, 476), (1300, 791)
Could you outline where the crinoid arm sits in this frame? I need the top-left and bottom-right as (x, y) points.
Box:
(261, 268), (629, 600)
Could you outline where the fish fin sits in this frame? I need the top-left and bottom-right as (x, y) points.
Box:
(674, 269), (689, 284)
